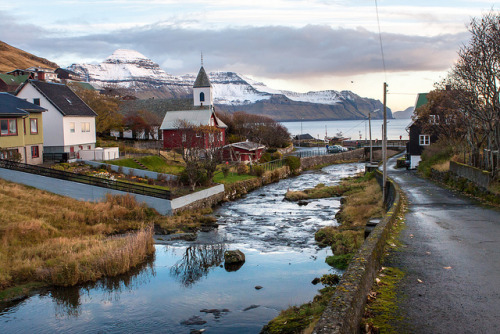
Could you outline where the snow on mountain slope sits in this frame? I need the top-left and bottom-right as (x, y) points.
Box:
(210, 72), (271, 105)
(69, 49), (187, 88)
(281, 90), (342, 105)
(67, 49), (368, 109)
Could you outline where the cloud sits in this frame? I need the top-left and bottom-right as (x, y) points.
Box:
(1, 11), (469, 79)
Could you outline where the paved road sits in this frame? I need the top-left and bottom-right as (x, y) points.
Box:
(384, 156), (500, 333)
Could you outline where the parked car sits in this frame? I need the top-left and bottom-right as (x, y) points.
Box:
(327, 145), (347, 153)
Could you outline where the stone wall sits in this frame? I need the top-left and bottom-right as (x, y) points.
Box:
(224, 166), (291, 201)
(300, 149), (365, 170)
(450, 161), (492, 190)
(313, 170), (402, 334)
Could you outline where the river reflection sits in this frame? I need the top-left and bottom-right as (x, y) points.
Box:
(170, 244), (226, 287)
(0, 163), (365, 334)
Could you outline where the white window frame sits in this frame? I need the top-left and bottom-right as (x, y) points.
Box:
(81, 122), (90, 133)
(69, 122), (75, 133)
(419, 134), (430, 146)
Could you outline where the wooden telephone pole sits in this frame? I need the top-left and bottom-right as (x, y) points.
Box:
(382, 82), (388, 201)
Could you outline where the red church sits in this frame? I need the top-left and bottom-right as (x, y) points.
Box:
(160, 66), (227, 149)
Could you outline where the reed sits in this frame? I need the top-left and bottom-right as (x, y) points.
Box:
(0, 178), (155, 292)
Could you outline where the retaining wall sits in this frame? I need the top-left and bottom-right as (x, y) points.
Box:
(0, 167), (223, 216)
(313, 170), (402, 334)
(449, 161), (492, 190)
(300, 149), (365, 170)
(82, 160), (177, 181)
(0, 167), (173, 215)
(171, 184), (225, 214)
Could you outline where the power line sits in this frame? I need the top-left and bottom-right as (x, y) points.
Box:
(374, 0), (387, 81)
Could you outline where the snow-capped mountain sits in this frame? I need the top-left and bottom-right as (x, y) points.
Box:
(68, 49), (391, 120)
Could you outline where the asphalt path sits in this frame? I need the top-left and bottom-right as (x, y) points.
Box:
(384, 156), (500, 333)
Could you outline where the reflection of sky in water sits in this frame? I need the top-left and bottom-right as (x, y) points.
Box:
(0, 163), (364, 334)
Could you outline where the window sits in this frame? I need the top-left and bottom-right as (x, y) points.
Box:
(419, 135), (430, 146)
(69, 122), (75, 133)
(0, 119), (17, 136)
(429, 115), (439, 124)
(219, 132), (223, 141)
(182, 133), (187, 142)
(33, 98), (40, 106)
(31, 146), (39, 158)
(200, 92), (205, 102)
(30, 118), (38, 134)
(209, 133), (214, 143)
(81, 122), (90, 133)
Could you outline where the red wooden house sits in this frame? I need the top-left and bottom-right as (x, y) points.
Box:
(160, 109), (227, 149)
(160, 65), (227, 150)
(222, 141), (266, 163)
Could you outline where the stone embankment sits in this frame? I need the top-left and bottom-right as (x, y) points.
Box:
(300, 149), (365, 170)
(313, 170), (403, 334)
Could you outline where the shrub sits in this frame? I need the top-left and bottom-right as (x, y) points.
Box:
(259, 152), (272, 163)
(252, 165), (265, 177)
(237, 164), (249, 175)
(222, 165), (230, 178)
(285, 156), (301, 174)
(117, 165), (124, 174)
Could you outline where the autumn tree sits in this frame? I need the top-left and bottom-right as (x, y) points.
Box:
(70, 85), (123, 136)
(447, 11), (500, 173)
(219, 111), (291, 148)
(174, 120), (225, 191)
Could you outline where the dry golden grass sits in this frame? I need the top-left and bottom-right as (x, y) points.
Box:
(0, 178), (155, 291)
(432, 160), (450, 172)
(315, 173), (383, 256)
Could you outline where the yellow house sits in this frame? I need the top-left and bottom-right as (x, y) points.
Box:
(0, 92), (46, 164)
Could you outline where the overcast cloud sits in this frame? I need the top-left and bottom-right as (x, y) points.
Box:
(1, 12), (468, 79)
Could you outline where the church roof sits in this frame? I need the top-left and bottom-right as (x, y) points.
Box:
(193, 66), (212, 88)
(160, 109), (227, 130)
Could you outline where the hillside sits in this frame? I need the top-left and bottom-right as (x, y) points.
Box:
(392, 106), (414, 119)
(0, 41), (58, 72)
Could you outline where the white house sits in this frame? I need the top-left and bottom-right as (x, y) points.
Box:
(16, 80), (97, 155)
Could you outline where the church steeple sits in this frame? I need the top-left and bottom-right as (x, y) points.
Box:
(193, 56), (213, 107)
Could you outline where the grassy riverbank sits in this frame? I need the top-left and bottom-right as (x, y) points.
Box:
(265, 172), (384, 333)
(0, 178), (159, 300)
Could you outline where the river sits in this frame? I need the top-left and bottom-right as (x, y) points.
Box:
(0, 163), (365, 334)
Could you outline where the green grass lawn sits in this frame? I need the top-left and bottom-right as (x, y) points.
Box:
(106, 156), (184, 175)
(213, 171), (256, 184)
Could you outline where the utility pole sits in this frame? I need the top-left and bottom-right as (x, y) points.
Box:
(382, 82), (388, 202)
(369, 112), (373, 164)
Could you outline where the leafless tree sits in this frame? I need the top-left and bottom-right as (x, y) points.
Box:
(448, 11), (500, 174)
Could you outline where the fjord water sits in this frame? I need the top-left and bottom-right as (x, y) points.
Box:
(0, 163), (364, 334)
(282, 118), (412, 141)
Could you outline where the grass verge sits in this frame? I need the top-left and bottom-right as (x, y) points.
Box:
(0, 178), (160, 299)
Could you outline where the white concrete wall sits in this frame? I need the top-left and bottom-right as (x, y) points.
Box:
(171, 184), (224, 210)
(410, 155), (421, 169)
(79, 147), (120, 161)
(0, 168), (173, 215)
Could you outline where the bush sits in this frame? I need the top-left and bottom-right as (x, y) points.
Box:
(222, 165), (230, 178)
(252, 165), (265, 177)
(237, 164), (249, 175)
(285, 156), (301, 173)
(259, 152), (272, 163)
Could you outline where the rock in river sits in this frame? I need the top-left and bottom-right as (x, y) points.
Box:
(224, 249), (245, 264)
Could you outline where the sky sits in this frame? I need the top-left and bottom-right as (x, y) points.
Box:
(0, 1), (497, 111)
